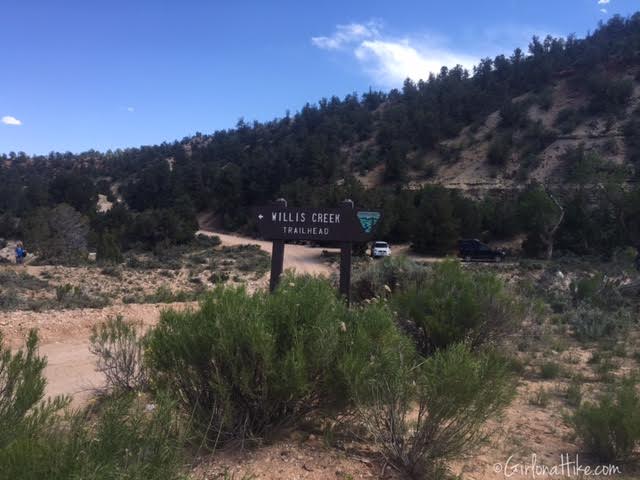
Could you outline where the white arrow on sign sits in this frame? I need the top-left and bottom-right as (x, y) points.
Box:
(258, 214), (264, 220)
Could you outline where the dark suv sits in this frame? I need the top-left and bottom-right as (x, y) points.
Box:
(458, 239), (506, 262)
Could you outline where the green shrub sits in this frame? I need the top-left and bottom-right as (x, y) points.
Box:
(0, 393), (185, 480)
(0, 271), (49, 290)
(505, 355), (527, 375)
(568, 306), (630, 342)
(124, 207), (198, 250)
(410, 186), (460, 255)
(209, 271), (230, 284)
(487, 133), (513, 167)
(351, 256), (427, 302)
(391, 261), (521, 354)
(195, 233), (221, 247)
(0, 330), (69, 450)
(126, 253), (182, 270)
(231, 245), (270, 274)
(1, 331), (185, 479)
(100, 265), (123, 279)
(0, 290), (20, 311)
(336, 303), (416, 408)
(572, 379), (640, 462)
(565, 380), (582, 408)
(138, 286), (200, 304)
(499, 100), (529, 129)
(570, 274), (624, 311)
(96, 231), (124, 265)
(566, 273), (631, 342)
(89, 316), (148, 392)
(554, 107), (582, 133)
(586, 74), (633, 115)
(55, 284), (110, 309)
(561, 146), (628, 184)
(535, 88), (553, 111)
(148, 285), (178, 303)
(352, 343), (515, 479)
(23, 203), (90, 265)
(208, 245), (270, 277)
(540, 361), (561, 379)
(593, 355), (619, 382)
(145, 275), (402, 446)
(55, 284), (72, 302)
(520, 120), (556, 157)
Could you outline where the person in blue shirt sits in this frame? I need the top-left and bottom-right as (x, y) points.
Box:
(15, 242), (26, 265)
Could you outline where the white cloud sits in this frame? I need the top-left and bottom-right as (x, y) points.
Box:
(598, 0), (610, 4)
(127, 106), (135, 112)
(313, 21), (476, 86)
(600, 8), (608, 13)
(312, 21), (379, 50)
(355, 39), (475, 86)
(1, 116), (22, 126)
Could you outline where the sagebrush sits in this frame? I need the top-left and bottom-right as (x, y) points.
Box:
(89, 316), (148, 392)
(0, 331), (185, 480)
(572, 378), (640, 462)
(352, 343), (515, 479)
(145, 275), (409, 446)
(392, 261), (521, 354)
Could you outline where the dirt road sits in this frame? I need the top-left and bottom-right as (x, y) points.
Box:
(2, 303), (192, 405)
(197, 229), (337, 277)
(39, 340), (102, 404)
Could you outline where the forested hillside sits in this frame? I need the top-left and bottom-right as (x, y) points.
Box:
(2, 14), (640, 260)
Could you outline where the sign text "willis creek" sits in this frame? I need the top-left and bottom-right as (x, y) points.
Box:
(271, 212), (341, 224)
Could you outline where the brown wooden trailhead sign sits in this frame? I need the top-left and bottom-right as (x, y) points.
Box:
(256, 199), (382, 305)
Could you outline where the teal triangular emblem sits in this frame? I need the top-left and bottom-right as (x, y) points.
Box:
(357, 211), (381, 234)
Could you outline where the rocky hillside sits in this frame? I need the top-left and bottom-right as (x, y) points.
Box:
(408, 76), (638, 191)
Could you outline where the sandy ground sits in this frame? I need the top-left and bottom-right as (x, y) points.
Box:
(197, 230), (336, 277)
(40, 340), (102, 404)
(192, 435), (399, 480)
(2, 229), (338, 406)
(2, 303), (195, 405)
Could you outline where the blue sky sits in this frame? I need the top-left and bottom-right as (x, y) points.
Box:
(1, 0), (638, 155)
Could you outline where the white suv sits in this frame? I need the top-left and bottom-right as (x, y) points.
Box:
(371, 241), (391, 258)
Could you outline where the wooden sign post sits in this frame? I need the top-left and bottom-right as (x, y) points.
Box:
(339, 199), (354, 304)
(256, 199), (382, 304)
(269, 198), (287, 293)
